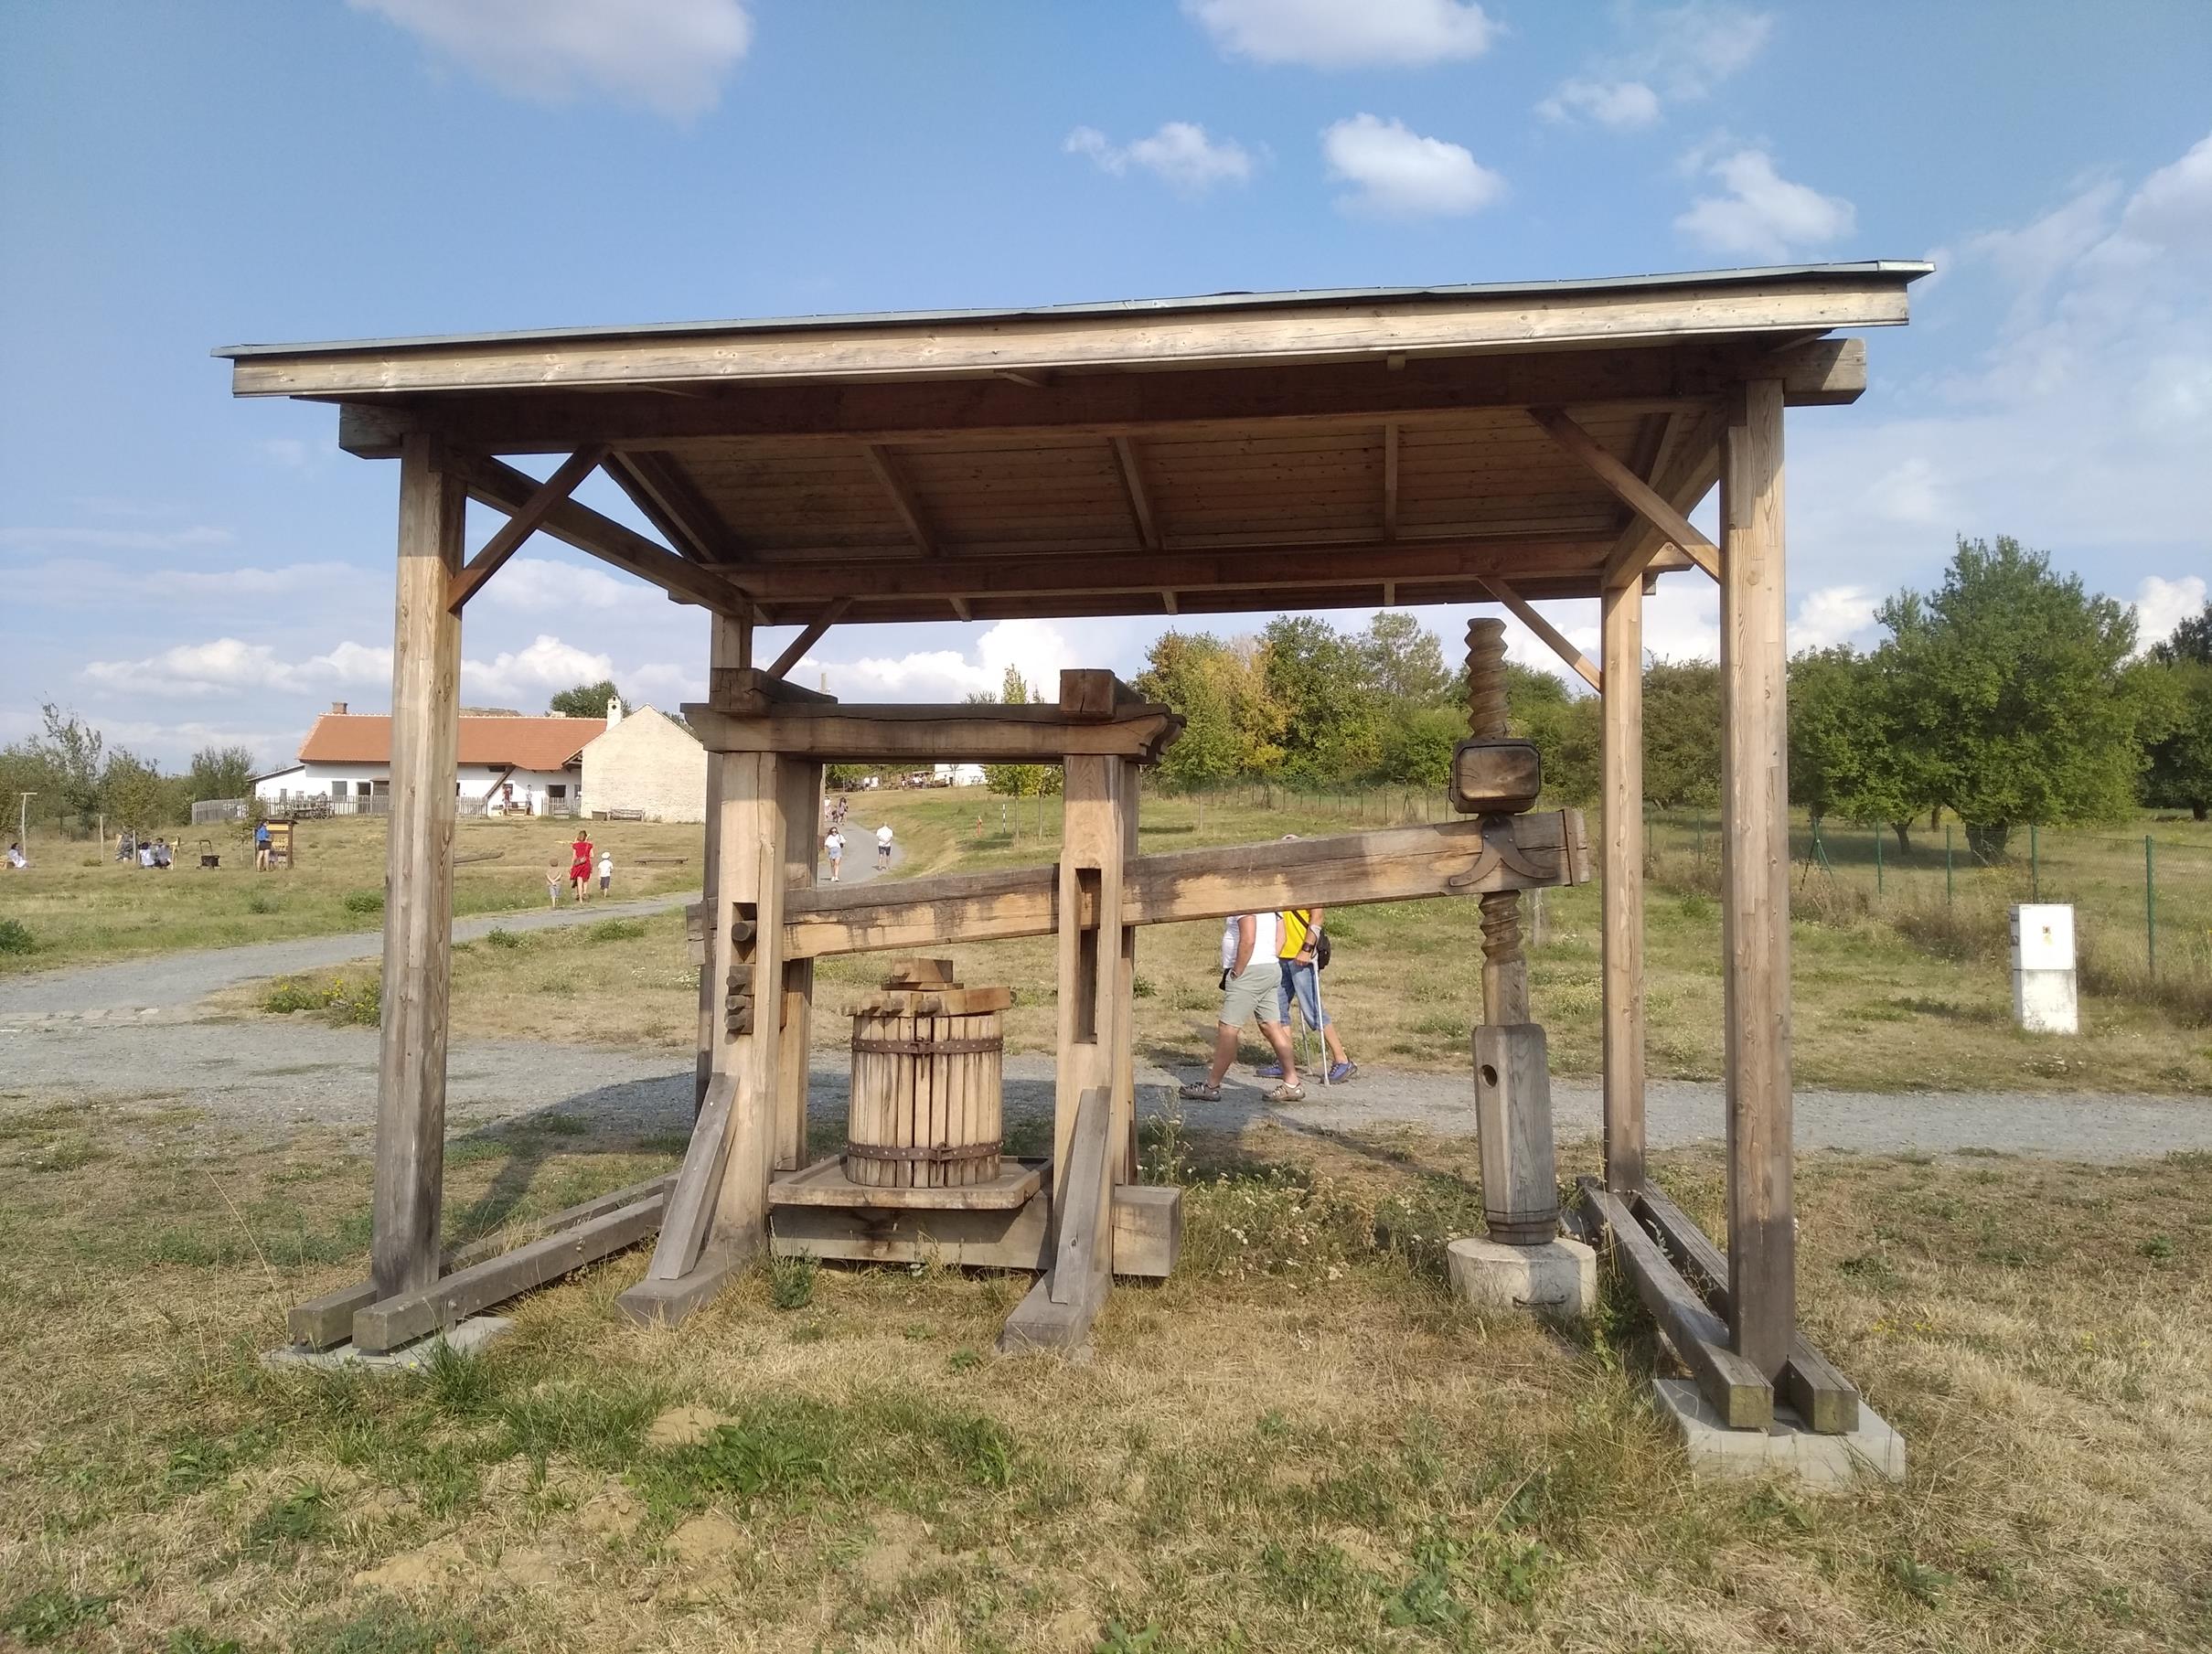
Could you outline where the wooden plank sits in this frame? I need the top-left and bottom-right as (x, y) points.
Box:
(649, 1072), (738, 1279)
(242, 280), (1909, 398)
(1719, 379), (1796, 1381)
(684, 700), (1182, 763)
(445, 444), (607, 613)
(773, 756), (821, 1173)
(1112, 435), (1161, 549)
(1579, 1180), (1773, 1430)
(771, 1183), (1178, 1275)
(864, 443), (935, 552)
(353, 1193), (668, 1354)
(1602, 407), (1725, 589)
(1382, 421), (1400, 539)
(288, 1171), (678, 1350)
(780, 811), (1592, 959)
(764, 600), (848, 682)
(1601, 576), (1646, 1196)
(443, 448), (747, 617)
(1530, 406), (1719, 582)
(614, 1240), (749, 1328)
(1634, 1185), (1859, 1435)
(1479, 575), (1601, 691)
(602, 448), (738, 564)
(371, 435), (465, 1302)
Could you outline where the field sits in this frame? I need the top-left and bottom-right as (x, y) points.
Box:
(2, 1090), (2207, 1652)
(211, 788), (2212, 1097)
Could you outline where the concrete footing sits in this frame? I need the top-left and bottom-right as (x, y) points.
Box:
(1446, 1234), (1597, 1318)
(262, 1315), (514, 1373)
(1653, 1377), (1905, 1489)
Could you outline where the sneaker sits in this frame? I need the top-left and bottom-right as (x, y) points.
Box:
(1264, 1083), (1306, 1104)
(1178, 1080), (1222, 1101)
(1328, 1061), (1359, 1083)
(1254, 1062), (1286, 1079)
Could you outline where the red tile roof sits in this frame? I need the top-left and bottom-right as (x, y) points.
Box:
(297, 714), (603, 771)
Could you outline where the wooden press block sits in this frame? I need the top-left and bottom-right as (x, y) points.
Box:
(1450, 740), (1543, 815)
(1472, 1022), (1559, 1243)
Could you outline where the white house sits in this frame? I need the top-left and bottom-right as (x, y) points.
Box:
(934, 763), (988, 786)
(579, 699), (707, 821)
(253, 702), (604, 815)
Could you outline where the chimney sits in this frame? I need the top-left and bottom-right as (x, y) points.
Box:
(605, 694), (624, 729)
(331, 701), (348, 715)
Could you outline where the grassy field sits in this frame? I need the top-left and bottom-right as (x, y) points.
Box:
(2, 1089), (2207, 1652)
(0, 816), (707, 977)
(221, 788), (2212, 1095)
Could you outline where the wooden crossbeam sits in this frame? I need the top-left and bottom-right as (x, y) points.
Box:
(764, 598), (850, 683)
(444, 445), (606, 614)
(1112, 435), (1161, 550)
(780, 811), (1588, 960)
(1635, 1184), (1859, 1435)
(1382, 421), (1400, 539)
(864, 443), (935, 553)
(602, 449), (739, 564)
(1530, 406), (1719, 582)
(446, 449), (747, 617)
(1601, 406), (1726, 589)
(684, 698), (1182, 763)
(1579, 1179), (1773, 1430)
(1480, 575), (1601, 692)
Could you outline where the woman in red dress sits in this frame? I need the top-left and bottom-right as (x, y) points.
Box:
(569, 832), (594, 902)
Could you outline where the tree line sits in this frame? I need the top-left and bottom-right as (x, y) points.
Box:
(0, 706), (257, 837)
(1127, 537), (2212, 853)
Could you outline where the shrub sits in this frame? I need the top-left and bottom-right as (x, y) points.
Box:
(341, 889), (385, 917)
(485, 927), (529, 951)
(0, 918), (37, 955)
(768, 1255), (817, 1311)
(585, 917), (646, 943)
(245, 891), (280, 915)
(262, 973), (380, 1027)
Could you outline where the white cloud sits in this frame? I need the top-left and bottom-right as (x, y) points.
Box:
(1863, 456), (1955, 528)
(1540, 4), (1772, 130)
(0, 524), (233, 551)
(1064, 123), (1254, 194)
(2135, 574), (2208, 653)
(1673, 146), (1854, 260)
(476, 555), (656, 616)
(1184, 0), (1495, 68)
(350, 0), (752, 119)
(800, 619), (1076, 704)
(1789, 586), (1877, 653)
(1321, 114), (1505, 219)
(1537, 79), (1661, 131)
(80, 637), (392, 700)
(461, 635), (616, 702)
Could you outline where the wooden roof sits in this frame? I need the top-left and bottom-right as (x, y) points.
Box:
(297, 713), (602, 770)
(219, 264), (1929, 625)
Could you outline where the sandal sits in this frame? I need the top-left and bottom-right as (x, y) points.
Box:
(1179, 1080), (1222, 1101)
(1264, 1083), (1306, 1104)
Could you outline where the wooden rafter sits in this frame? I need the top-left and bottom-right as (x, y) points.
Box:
(445, 444), (606, 614)
(445, 449), (747, 618)
(1600, 406), (1727, 589)
(1111, 435), (1160, 550)
(863, 443), (935, 554)
(1530, 406), (1719, 583)
(603, 449), (738, 563)
(1479, 576), (1602, 693)
(765, 598), (850, 682)
(1382, 421), (1400, 539)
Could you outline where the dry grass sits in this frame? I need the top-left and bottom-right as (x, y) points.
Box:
(3, 1090), (2209, 1652)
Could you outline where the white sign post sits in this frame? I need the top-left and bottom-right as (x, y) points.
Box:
(2009, 903), (2078, 1035)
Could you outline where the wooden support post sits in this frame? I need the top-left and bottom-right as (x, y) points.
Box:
(1112, 757), (1140, 1182)
(705, 749), (793, 1252)
(774, 755), (823, 1173)
(694, 614), (750, 1111)
(1601, 575), (1646, 1196)
(371, 435), (464, 1302)
(1464, 618), (1558, 1245)
(1719, 378), (1795, 1380)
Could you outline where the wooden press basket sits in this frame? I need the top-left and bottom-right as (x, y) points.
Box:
(845, 962), (1008, 1189)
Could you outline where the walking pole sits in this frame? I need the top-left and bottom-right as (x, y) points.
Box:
(1309, 938), (1331, 1086)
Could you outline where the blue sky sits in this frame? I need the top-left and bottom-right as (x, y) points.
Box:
(3, 0), (2207, 769)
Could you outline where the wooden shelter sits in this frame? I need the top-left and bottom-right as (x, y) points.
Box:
(223, 262), (1929, 1426)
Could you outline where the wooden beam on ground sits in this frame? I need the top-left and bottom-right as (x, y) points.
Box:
(1382, 421), (1400, 539)
(445, 445), (606, 614)
(683, 698), (1182, 764)
(1111, 435), (1160, 550)
(1531, 406), (1719, 582)
(779, 810), (1590, 959)
(770, 1183), (1177, 1275)
(602, 448), (740, 564)
(353, 1190), (669, 1354)
(289, 1171), (678, 1350)
(764, 598), (849, 683)
(1000, 1086), (1115, 1351)
(328, 340), (1872, 459)
(1601, 576), (1646, 1196)
(444, 448), (747, 617)
(864, 443), (935, 554)
(1602, 407), (1725, 590)
(1580, 1179), (1773, 1430)
(1719, 379), (1796, 1381)
(371, 435), (465, 1304)
(1480, 576), (1601, 692)
(1635, 1184), (1858, 1435)
(614, 1241), (750, 1327)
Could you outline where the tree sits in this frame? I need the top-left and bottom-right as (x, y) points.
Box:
(1878, 536), (2148, 859)
(2144, 658), (2212, 820)
(1375, 703), (1464, 786)
(32, 703), (103, 825)
(2150, 600), (2212, 667)
(1135, 630), (1284, 786)
(101, 749), (172, 833)
(1260, 615), (1379, 783)
(549, 679), (621, 719)
(981, 667), (1055, 800)
(1641, 659), (1723, 810)
(1357, 611), (1453, 707)
(188, 744), (257, 802)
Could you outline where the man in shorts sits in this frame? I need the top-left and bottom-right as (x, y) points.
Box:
(876, 822), (893, 866)
(1257, 902), (1356, 1084)
(1180, 911), (1303, 1103)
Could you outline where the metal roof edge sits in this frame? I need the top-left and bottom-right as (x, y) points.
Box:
(211, 261), (1936, 360)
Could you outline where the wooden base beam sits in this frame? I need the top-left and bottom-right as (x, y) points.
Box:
(615, 1242), (751, 1328)
(770, 1182), (1179, 1275)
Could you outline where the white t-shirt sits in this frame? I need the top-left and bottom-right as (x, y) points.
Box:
(877, 826), (893, 848)
(597, 853), (612, 878)
(825, 832), (843, 857)
(1220, 912), (1278, 973)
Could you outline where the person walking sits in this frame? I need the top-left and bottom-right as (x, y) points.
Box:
(545, 857), (563, 909)
(253, 819), (272, 871)
(875, 821), (893, 867)
(1257, 902), (1356, 1084)
(597, 848), (613, 896)
(824, 827), (845, 882)
(569, 830), (594, 903)
(1180, 911), (1303, 1103)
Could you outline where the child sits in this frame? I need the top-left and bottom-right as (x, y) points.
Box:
(598, 848), (613, 896)
(546, 857), (563, 909)
(824, 828), (844, 883)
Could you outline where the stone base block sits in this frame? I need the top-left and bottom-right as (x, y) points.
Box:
(1653, 1377), (1905, 1489)
(262, 1315), (514, 1373)
(1446, 1235), (1597, 1318)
